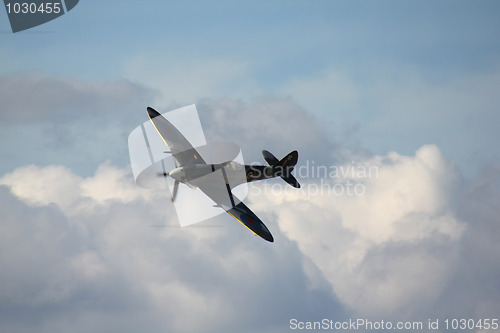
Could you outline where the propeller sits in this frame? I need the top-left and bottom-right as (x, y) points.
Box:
(170, 158), (179, 202)
(157, 157), (181, 202)
(170, 179), (179, 203)
(156, 155), (199, 202)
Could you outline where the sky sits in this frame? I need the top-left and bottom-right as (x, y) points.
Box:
(1, 1), (500, 332)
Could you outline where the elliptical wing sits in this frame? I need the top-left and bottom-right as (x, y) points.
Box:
(147, 107), (206, 166)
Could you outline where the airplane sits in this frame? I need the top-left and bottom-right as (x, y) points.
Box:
(146, 106), (300, 242)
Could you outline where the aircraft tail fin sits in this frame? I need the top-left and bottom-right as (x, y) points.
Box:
(262, 150), (301, 188)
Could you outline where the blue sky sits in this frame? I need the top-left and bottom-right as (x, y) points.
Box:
(2, 1), (500, 177)
(1, 2), (500, 333)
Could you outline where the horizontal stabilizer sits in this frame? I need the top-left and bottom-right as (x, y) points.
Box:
(262, 149), (279, 165)
(262, 150), (301, 188)
(282, 173), (300, 188)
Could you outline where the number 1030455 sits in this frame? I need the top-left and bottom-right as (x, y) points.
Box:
(444, 318), (498, 330)
(5, 2), (62, 14)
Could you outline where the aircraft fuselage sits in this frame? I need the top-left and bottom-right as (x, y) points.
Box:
(169, 162), (277, 185)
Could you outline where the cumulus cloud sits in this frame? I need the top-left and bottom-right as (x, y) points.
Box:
(434, 165), (500, 323)
(1, 142), (499, 332)
(248, 144), (469, 319)
(0, 163), (150, 215)
(0, 162), (341, 333)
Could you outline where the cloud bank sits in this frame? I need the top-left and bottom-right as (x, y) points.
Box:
(0, 162), (342, 333)
(1, 141), (498, 332)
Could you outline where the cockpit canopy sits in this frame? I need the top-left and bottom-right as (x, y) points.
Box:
(225, 161), (243, 171)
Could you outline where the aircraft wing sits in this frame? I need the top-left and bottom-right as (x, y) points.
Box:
(226, 201), (274, 242)
(147, 107), (206, 166)
(188, 166), (274, 242)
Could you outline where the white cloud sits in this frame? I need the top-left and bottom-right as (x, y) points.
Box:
(0, 162), (335, 333)
(81, 162), (149, 205)
(0, 163), (152, 215)
(1, 142), (499, 332)
(0, 164), (82, 210)
(250, 144), (466, 316)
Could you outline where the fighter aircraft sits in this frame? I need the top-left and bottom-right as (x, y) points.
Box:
(146, 106), (300, 242)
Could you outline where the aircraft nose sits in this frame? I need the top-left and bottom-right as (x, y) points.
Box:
(147, 107), (161, 119)
(169, 167), (185, 181)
